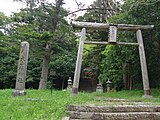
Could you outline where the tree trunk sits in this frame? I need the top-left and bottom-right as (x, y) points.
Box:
(123, 63), (127, 89)
(39, 44), (51, 89)
(123, 63), (132, 90)
(38, 0), (64, 90)
(62, 77), (65, 90)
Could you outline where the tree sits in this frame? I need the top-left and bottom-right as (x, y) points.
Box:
(99, 0), (160, 90)
(13, 0), (66, 89)
(10, 0), (77, 89)
(0, 12), (20, 88)
(38, 0), (66, 89)
(75, 0), (121, 83)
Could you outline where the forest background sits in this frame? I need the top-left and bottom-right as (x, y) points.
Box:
(0, 0), (160, 91)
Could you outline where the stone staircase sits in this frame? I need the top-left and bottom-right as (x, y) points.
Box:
(64, 99), (160, 120)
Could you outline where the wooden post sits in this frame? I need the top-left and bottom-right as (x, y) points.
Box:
(136, 30), (151, 97)
(72, 28), (86, 95)
(12, 41), (29, 96)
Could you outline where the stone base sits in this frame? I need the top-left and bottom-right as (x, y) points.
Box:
(96, 84), (103, 93)
(142, 95), (152, 98)
(12, 90), (26, 97)
(62, 117), (69, 120)
(72, 87), (78, 96)
(96, 88), (103, 93)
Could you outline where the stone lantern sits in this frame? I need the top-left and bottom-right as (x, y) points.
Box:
(67, 77), (72, 91)
(106, 79), (112, 92)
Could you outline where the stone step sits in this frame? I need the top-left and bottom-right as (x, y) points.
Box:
(69, 119), (91, 120)
(69, 112), (160, 120)
(68, 105), (160, 113)
(94, 98), (142, 102)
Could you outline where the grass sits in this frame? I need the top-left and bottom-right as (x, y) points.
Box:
(0, 89), (160, 120)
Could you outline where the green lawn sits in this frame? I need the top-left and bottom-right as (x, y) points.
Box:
(0, 89), (160, 120)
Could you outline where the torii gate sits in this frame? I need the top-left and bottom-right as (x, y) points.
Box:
(71, 21), (154, 97)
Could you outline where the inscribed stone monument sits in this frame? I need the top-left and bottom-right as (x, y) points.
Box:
(12, 41), (29, 96)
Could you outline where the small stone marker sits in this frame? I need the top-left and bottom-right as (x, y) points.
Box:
(12, 41), (29, 97)
(96, 82), (103, 93)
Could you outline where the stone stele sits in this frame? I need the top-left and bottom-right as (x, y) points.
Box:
(12, 41), (29, 97)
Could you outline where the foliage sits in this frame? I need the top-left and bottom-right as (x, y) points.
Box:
(0, 89), (160, 120)
(76, 0), (120, 80)
(0, 12), (20, 88)
(0, 1), (77, 89)
(1, 0), (160, 90)
(125, 0), (160, 88)
(0, 90), (94, 120)
(50, 53), (76, 78)
(99, 0), (160, 90)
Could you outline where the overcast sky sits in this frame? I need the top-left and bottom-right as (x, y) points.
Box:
(0, 0), (94, 16)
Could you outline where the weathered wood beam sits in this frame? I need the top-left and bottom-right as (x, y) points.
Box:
(72, 28), (86, 95)
(136, 30), (151, 97)
(72, 21), (154, 31)
(84, 41), (139, 46)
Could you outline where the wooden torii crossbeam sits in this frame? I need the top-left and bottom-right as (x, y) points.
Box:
(72, 21), (154, 97)
(72, 21), (154, 31)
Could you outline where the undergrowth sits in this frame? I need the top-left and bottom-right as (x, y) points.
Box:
(0, 89), (160, 120)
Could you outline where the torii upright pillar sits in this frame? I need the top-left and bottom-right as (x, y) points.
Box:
(136, 30), (151, 97)
(72, 28), (86, 95)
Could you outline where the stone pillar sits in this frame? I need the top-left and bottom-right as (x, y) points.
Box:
(72, 28), (86, 95)
(136, 30), (151, 97)
(12, 41), (29, 97)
